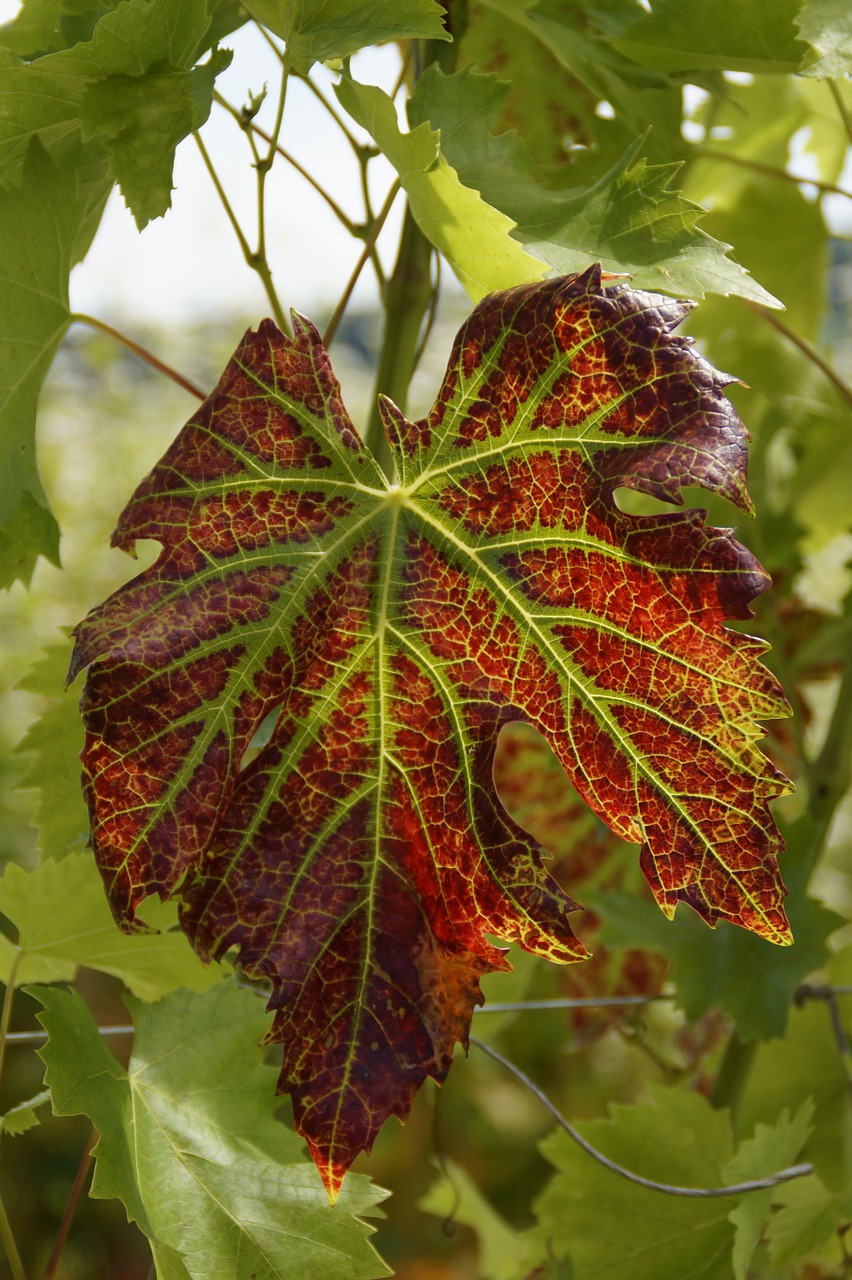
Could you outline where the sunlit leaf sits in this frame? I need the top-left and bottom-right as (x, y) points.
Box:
(336, 76), (547, 300)
(796, 0), (852, 76)
(71, 270), (790, 1197)
(35, 983), (391, 1280)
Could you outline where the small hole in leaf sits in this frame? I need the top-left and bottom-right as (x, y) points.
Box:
(238, 706), (282, 772)
(612, 487), (680, 516)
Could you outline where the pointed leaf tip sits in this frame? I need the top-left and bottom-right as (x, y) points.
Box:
(72, 273), (790, 1188)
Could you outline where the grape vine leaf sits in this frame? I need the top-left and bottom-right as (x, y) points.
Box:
(613, 0), (807, 73)
(593, 815), (841, 1041)
(0, 142), (84, 588)
(79, 47), (233, 228)
(532, 1085), (738, 1279)
(724, 1102), (814, 1280)
(0, 853), (222, 998)
(418, 1156), (541, 1280)
(408, 64), (781, 306)
(70, 268), (791, 1198)
(335, 77), (547, 300)
(0, 1089), (51, 1138)
(241, 0), (450, 73)
(796, 0), (852, 76)
(767, 1174), (852, 1267)
(16, 642), (89, 859)
(34, 982), (391, 1280)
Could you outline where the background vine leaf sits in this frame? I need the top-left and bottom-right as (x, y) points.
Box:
(70, 268), (790, 1198)
(34, 982), (391, 1280)
(0, 854), (222, 998)
(0, 140), (103, 588)
(409, 64), (781, 305)
(613, 0), (807, 73)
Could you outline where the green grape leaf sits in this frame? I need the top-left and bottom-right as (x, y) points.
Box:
(796, 0), (852, 76)
(767, 1175), (852, 1266)
(408, 65), (780, 306)
(242, 0), (449, 73)
(532, 1085), (737, 1279)
(418, 1157), (540, 1280)
(15, 643), (89, 859)
(594, 816), (840, 1041)
(0, 0), (217, 187)
(723, 1102), (815, 1280)
(0, 142), (81, 588)
(0, 1089), (51, 1137)
(336, 77), (547, 300)
(459, 1), (601, 166)
(614, 0), (807, 73)
(0, 853), (222, 999)
(737, 943), (852, 1189)
(70, 270), (790, 1198)
(34, 983), (391, 1280)
(79, 48), (233, 228)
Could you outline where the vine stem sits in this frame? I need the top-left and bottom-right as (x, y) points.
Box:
(470, 1037), (812, 1197)
(0, 1189), (26, 1280)
(475, 995), (669, 1013)
(829, 80), (852, 146)
(0, 953), (21, 1091)
(213, 91), (357, 233)
(193, 131), (290, 335)
(695, 148), (852, 198)
(0, 955), (25, 1280)
(43, 1130), (97, 1280)
(741, 299), (852, 409)
(323, 179), (401, 348)
(71, 314), (206, 400)
(363, 204), (433, 479)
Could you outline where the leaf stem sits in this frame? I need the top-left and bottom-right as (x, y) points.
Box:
(829, 80), (852, 147)
(255, 61), (289, 270)
(474, 995), (669, 1013)
(710, 1032), (757, 1119)
(299, 73), (364, 155)
(214, 91), (357, 232)
(70, 314), (206, 400)
(323, 179), (401, 348)
(695, 147), (852, 198)
(193, 131), (290, 334)
(470, 1036), (812, 1196)
(0, 953), (21, 1092)
(0, 1187), (26, 1280)
(741, 299), (852, 410)
(43, 1130), (97, 1280)
(809, 648), (852, 830)
(363, 204), (434, 479)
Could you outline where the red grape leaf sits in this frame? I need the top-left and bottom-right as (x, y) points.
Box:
(70, 267), (791, 1199)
